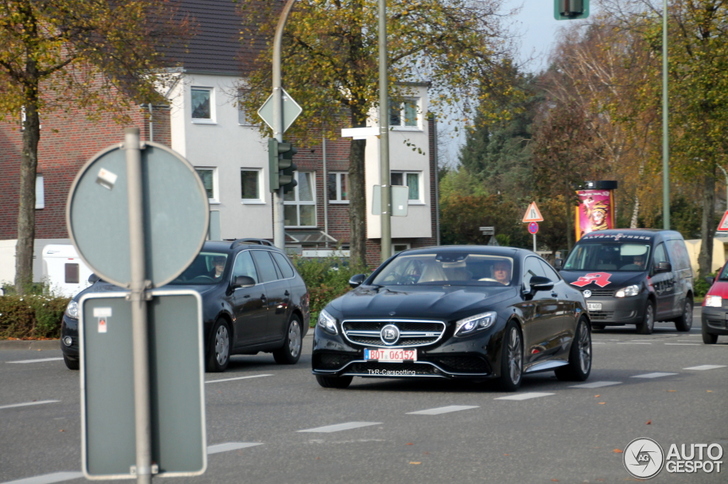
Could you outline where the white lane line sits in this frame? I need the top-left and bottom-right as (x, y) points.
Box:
(207, 442), (263, 454)
(407, 405), (479, 415)
(298, 422), (382, 433)
(494, 392), (554, 401)
(205, 374), (272, 384)
(665, 343), (701, 346)
(0, 400), (60, 410)
(7, 358), (63, 364)
(618, 342), (652, 345)
(1, 471), (84, 484)
(631, 372), (679, 379)
(684, 365), (727, 371)
(570, 381), (622, 389)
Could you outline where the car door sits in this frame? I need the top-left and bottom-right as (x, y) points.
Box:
(650, 242), (675, 318)
(250, 250), (291, 344)
(520, 256), (563, 363)
(230, 250), (269, 348)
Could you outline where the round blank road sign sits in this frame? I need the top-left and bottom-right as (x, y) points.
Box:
(67, 142), (209, 288)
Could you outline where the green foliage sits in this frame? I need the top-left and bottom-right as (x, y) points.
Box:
(693, 274), (712, 299)
(0, 295), (69, 339)
(291, 256), (367, 324)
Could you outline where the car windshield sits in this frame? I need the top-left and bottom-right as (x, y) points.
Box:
(563, 242), (650, 272)
(170, 251), (228, 285)
(370, 252), (514, 286)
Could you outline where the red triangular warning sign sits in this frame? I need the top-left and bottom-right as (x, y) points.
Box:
(522, 202), (544, 223)
(718, 211), (728, 231)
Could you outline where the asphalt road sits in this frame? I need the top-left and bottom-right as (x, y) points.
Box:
(1, 308), (727, 484)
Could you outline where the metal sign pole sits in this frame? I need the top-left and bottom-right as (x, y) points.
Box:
(124, 128), (154, 484)
(378, 0), (391, 261)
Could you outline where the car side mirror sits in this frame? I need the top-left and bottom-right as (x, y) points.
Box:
(88, 273), (100, 284)
(349, 273), (367, 288)
(654, 261), (672, 274)
(705, 276), (715, 286)
(233, 275), (256, 288)
(530, 276), (555, 292)
(553, 259), (564, 270)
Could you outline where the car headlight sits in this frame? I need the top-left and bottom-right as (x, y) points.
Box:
(704, 295), (723, 308)
(455, 311), (497, 337)
(65, 300), (79, 320)
(317, 309), (338, 335)
(615, 284), (640, 298)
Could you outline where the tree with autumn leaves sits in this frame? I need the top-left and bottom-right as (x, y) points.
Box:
(0, 0), (190, 294)
(236, 0), (517, 267)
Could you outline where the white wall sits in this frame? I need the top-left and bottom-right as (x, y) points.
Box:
(168, 73), (273, 241)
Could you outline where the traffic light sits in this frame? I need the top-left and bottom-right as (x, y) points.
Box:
(268, 138), (298, 192)
(554, 0), (589, 20)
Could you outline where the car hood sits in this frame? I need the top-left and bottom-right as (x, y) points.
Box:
(327, 285), (515, 321)
(560, 270), (645, 289)
(74, 280), (219, 301)
(706, 280), (728, 298)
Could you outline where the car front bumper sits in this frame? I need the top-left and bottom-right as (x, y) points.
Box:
(701, 307), (728, 335)
(584, 294), (646, 325)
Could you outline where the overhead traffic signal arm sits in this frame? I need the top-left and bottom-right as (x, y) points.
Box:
(554, 0), (589, 20)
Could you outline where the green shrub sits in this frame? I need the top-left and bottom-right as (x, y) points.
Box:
(694, 273), (712, 299)
(0, 295), (69, 340)
(291, 256), (368, 325)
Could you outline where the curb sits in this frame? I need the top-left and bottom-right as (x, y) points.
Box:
(0, 340), (60, 350)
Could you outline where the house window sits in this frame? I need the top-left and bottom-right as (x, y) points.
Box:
(241, 169), (261, 202)
(35, 175), (44, 209)
(393, 243), (410, 255)
(284, 171), (316, 227)
(390, 98), (419, 128)
(327, 172), (349, 203)
(391, 171), (422, 202)
(196, 167), (219, 203)
(191, 87), (213, 121)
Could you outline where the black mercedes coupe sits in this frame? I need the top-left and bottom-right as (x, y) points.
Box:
(312, 246), (592, 391)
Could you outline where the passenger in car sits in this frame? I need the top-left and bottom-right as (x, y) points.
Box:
(493, 260), (511, 285)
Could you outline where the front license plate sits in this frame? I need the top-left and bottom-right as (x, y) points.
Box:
(587, 302), (602, 311)
(364, 348), (417, 362)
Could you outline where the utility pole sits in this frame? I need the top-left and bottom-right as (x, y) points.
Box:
(378, 0), (391, 262)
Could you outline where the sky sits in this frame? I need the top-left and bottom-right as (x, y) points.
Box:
(438, 0), (597, 165)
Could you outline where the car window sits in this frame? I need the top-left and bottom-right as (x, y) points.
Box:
(666, 239), (691, 271)
(538, 259), (561, 282)
(251, 250), (279, 283)
(272, 252), (295, 279)
(522, 257), (546, 292)
(652, 243), (669, 270)
(232, 251), (258, 283)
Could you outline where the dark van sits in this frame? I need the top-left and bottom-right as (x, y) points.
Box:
(556, 229), (693, 334)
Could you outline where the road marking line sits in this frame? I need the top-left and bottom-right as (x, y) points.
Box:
(0, 471), (83, 484)
(570, 381), (622, 389)
(205, 374), (272, 384)
(683, 365), (727, 371)
(298, 422), (381, 433)
(617, 342), (652, 345)
(7, 358), (63, 364)
(494, 392), (554, 401)
(407, 405), (479, 415)
(665, 343), (701, 346)
(0, 400), (60, 410)
(631, 372), (678, 379)
(207, 442), (263, 454)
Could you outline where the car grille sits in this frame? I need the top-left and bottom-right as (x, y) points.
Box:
(341, 319), (446, 348)
(581, 288), (615, 297)
(345, 358), (491, 377)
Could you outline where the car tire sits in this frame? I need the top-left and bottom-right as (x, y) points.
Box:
(315, 374), (353, 389)
(273, 314), (303, 364)
(497, 321), (523, 392)
(206, 318), (231, 372)
(555, 318), (592, 381)
(673, 298), (693, 332)
(702, 324), (718, 344)
(637, 300), (655, 334)
(63, 354), (79, 370)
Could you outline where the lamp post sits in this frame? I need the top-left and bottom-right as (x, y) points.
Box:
(378, 0), (391, 262)
(662, 0), (670, 229)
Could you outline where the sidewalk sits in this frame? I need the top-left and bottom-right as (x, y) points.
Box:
(0, 339), (60, 350)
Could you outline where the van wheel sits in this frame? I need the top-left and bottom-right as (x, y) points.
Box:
(637, 300), (655, 334)
(674, 298), (693, 332)
(63, 354), (79, 370)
